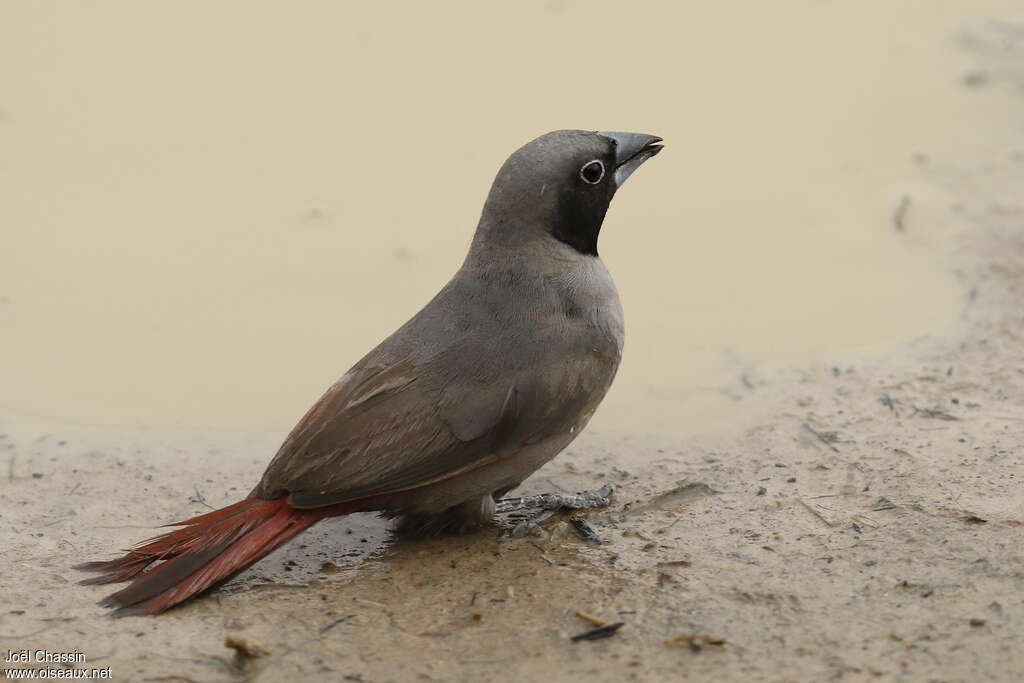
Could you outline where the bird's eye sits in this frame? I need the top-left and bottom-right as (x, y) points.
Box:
(579, 160), (605, 184)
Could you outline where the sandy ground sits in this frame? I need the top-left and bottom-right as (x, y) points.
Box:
(4, 14), (1024, 683)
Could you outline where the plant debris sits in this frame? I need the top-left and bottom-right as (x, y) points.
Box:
(571, 622), (624, 642)
(575, 611), (607, 627)
(224, 635), (269, 669)
(911, 407), (958, 421)
(665, 633), (727, 651)
(656, 559), (692, 567)
(802, 423), (840, 453)
(319, 615), (355, 634)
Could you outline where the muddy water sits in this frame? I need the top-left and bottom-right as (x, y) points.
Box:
(1, 2), (1018, 435)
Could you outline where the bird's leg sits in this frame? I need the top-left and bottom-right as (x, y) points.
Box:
(496, 484), (614, 536)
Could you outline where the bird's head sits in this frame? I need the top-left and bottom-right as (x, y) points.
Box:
(472, 130), (663, 258)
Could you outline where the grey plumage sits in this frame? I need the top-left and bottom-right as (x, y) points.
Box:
(256, 129), (662, 531)
(76, 129), (663, 615)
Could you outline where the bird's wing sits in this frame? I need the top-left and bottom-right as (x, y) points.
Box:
(256, 343), (615, 509)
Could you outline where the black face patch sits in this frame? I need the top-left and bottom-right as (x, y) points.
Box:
(551, 155), (615, 256)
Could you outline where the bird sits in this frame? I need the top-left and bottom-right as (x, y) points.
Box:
(76, 129), (663, 615)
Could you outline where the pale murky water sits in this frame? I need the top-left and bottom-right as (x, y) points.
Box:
(1, 1), (1020, 433)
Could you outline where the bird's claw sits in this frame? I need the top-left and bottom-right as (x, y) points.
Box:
(497, 484), (616, 536)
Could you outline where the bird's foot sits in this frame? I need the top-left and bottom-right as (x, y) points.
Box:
(496, 484), (614, 537)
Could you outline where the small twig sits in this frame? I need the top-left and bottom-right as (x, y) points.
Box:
(355, 598), (388, 610)
(798, 498), (836, 527)
(665, 633), (727, 651)
(571, 622), (624, 642)
(528, 541), (555, 565)
(656, 559), (692, 567)
(802, 423), (840, 453)
(318, 615), (355, 635)
(575, 611), (607, 627)
(665, 513), (689, 530)
(911, 407), (958, 421)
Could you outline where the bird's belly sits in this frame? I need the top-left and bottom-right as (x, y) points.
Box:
(384, 405), (600, 515)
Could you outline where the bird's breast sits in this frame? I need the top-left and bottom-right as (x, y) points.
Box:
(558, 257), (624, 353)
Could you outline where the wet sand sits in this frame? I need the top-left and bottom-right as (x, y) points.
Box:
(2, 4), (1024, 682)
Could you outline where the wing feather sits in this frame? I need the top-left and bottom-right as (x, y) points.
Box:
(255, 270), (622, 509)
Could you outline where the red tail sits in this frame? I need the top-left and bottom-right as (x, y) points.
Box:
(76, 497), (360, 615)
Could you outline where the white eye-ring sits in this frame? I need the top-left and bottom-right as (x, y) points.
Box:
(579, 159), (605, 184)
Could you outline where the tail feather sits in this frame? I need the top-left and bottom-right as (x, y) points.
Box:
(75, 499), (261, 585)
(166, 497), (261, 527)
(77, 497), (358, 615)
(123, 505), (316, 615)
